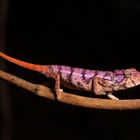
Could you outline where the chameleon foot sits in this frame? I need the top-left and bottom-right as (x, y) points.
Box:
(107, 93), (119, 101)
(56, 88), (63, 100)
(59, 89), (63, 92)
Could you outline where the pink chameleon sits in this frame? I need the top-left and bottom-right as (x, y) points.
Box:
(1, 51), (140, 100)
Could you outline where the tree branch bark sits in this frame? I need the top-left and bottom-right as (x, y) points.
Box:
(1, 69), (140, 110)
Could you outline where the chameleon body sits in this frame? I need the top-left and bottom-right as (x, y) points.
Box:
(1, 52), (140, 100)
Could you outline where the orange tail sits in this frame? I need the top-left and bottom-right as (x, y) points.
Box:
(0, 52), (47, 74)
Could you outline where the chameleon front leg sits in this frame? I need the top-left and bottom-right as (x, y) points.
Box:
(107, 93), (119, 100)
(93, 77), (107, 96)
(93, 77), (119, 100)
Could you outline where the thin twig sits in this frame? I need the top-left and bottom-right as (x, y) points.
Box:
(1, 69), (140, 110)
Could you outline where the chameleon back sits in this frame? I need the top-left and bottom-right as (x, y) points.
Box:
(49, 65), (99, 91)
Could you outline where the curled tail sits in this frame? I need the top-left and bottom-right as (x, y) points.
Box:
(0, 52), (48, 74)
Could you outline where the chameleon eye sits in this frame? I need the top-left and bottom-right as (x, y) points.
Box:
(124, 70), (132, 77)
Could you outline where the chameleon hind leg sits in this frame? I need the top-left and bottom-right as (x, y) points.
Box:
(93, 77), (119, 100)
(52, 73), (63, 100)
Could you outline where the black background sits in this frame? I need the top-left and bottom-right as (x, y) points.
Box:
(1, 0), (140, 140)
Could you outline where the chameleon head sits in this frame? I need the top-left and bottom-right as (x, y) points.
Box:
(124, 68), (140, 88)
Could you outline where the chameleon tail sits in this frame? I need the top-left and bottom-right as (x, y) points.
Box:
(0, 52), (48, 74)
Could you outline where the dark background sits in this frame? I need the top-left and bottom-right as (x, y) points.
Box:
(1, 0), (140, 140)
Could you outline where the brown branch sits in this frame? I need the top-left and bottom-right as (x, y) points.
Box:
(1, 69), (140, 110)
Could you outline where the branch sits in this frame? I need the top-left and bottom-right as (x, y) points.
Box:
(1, 69), (140, 110)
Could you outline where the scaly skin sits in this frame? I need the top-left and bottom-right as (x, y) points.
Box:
(1, 52), (140, 100)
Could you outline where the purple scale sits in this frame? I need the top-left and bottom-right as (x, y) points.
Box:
(56, 66), (72, 83)
(114, 70), (125, 83)
(60, 66), (71, 74)
(103, 72), (113, 81)
(51, 65), (59, 72)
(114, 70), (124, 75)
(114, 74), (125, 83)
(96, 71), (107, 78)
(84, 69), (97, 81)
(71, 67), (83, 77)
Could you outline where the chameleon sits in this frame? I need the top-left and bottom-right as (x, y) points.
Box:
(1, 51), (140, 100)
